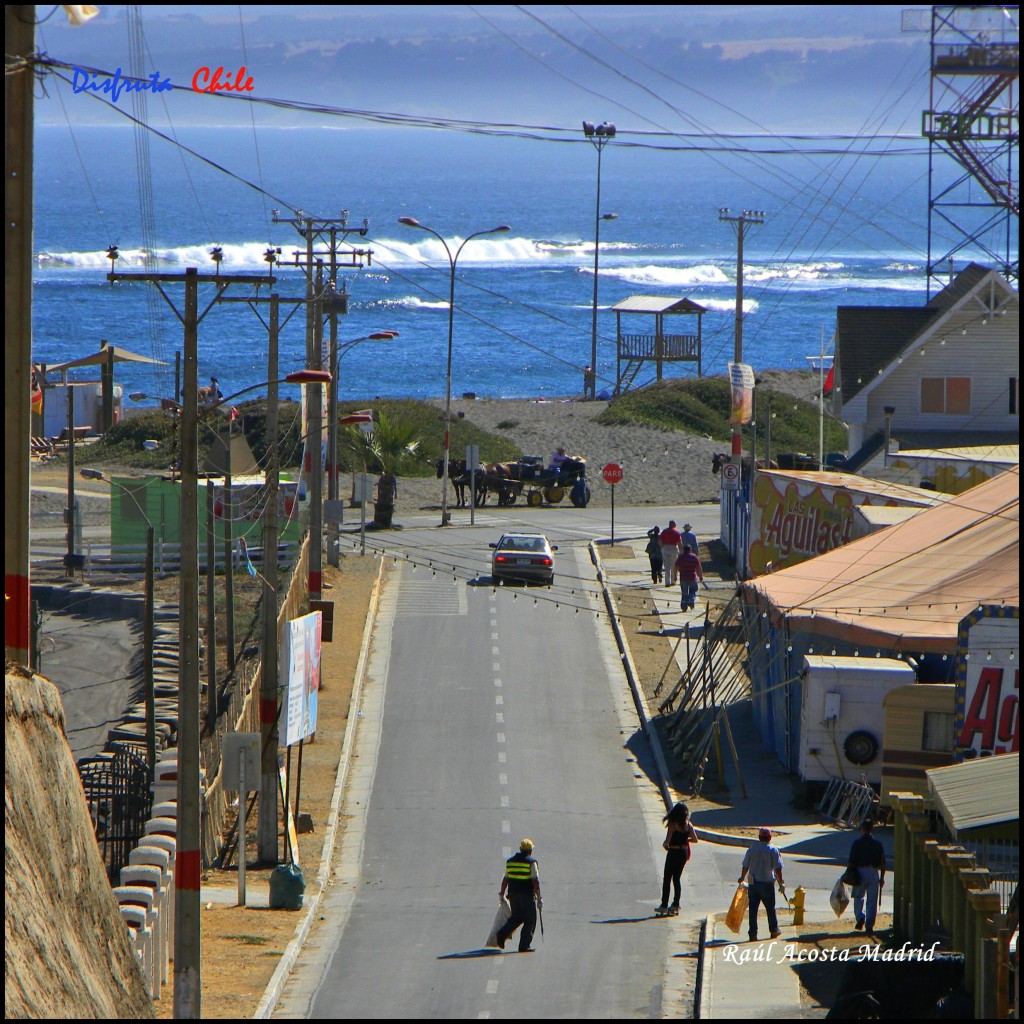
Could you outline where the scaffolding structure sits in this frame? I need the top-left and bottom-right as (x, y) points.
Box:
(920, 4), (1019, 296)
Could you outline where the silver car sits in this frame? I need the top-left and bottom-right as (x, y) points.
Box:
(489, 533), (557, 586)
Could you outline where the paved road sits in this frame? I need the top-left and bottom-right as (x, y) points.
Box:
(279, 533), (683, 1018)
(33, 597), (141, 762)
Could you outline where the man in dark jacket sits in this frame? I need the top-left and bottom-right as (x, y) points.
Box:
(496, 838), (542, 952)
(848, 820), (886, 936)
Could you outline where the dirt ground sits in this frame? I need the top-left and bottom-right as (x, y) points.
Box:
(153, 556), (382, 1018)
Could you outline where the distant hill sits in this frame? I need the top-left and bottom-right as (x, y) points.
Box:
(37, 5), (926, 131)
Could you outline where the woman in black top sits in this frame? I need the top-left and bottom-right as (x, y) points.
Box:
(645, 527), (664, 584)
(657, 802), (698, 915)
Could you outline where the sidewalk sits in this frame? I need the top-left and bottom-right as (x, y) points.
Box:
(595, 534), (894, 1019)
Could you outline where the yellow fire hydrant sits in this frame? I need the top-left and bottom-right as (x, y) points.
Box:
(789, 885), (806, 926)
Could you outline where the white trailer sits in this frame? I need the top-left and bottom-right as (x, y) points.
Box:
(798, 655), (916, 786)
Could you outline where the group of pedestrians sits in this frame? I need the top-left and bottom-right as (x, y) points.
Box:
(645, 520), (705, 610)
(492, 816), (886, 953)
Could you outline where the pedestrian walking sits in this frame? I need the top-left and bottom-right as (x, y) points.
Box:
(496, 838), (542, 952)
(659, 520), (682, 587)
(738, 827), (785, 941)
(656, 802), (698, 916)
(848, 820), (886, 936)
(680, 522), (698, 554)
(645, 526), (664, 584)
(675, 544), (705, 611)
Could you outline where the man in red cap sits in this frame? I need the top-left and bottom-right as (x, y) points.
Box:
(738, 827), (785, 941)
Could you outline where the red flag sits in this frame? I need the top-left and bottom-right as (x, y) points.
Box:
(823, 365), (834, 396)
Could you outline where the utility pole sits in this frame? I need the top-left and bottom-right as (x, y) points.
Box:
(105, 258), (275, 1020)
(718, 208), (765, 463)
(273, 212), (370, 592)
(5, 6), (35, 665)
(217, 269), (311, 865)
(261, 295), (281, 863)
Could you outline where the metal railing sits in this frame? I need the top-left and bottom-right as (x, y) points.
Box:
(619, 332), (700, 360)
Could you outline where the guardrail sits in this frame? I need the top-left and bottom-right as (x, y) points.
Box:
(31, 539), (301, 577)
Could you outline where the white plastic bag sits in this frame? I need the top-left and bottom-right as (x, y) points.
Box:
(829, 877), (850, 918)
(486, 899), (511, 947)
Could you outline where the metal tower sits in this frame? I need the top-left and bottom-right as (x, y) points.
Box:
(921, 5), (1019, 297)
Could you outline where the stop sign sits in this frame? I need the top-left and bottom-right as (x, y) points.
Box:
(602, 462), (623, 484)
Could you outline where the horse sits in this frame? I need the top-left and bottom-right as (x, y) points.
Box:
(435, 458), (487, 507)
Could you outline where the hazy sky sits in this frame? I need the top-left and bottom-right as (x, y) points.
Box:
(37, 5), (927, 131)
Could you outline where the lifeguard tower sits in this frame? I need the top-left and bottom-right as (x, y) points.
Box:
(610, 296), (706, 394)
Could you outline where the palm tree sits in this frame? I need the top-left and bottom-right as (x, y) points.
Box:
(344, 411), (421, 527)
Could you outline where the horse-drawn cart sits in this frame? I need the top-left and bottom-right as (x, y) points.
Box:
(480, 455), (590, 508)
(439, 453), (591, 508)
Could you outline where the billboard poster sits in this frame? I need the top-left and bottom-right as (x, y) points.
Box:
(281, 611), (323, 746)
(748, 473), (856, 575)
(728, 362), (755, 426)
(954, 606), (1019, 761)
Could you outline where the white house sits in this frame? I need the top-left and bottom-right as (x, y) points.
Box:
(833, 264), (1019, 482)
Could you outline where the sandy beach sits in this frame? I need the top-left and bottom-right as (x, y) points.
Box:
(32, 370), (820, 522)
(396, 369), (820, 514)
(401, 395), (725, 512)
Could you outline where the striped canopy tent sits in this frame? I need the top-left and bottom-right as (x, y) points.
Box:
(741, 467), (1019, 654)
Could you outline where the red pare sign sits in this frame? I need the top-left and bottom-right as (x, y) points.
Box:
(602, 463), (623, 484)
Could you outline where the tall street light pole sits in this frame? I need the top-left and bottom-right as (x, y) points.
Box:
(397, 218), (510, 526)
(327, 330), (397, 567)
(327, 330), (398, 502)
(583, 121), (616, 397)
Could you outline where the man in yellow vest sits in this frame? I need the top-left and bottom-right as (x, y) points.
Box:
(496, 838), (542, 952)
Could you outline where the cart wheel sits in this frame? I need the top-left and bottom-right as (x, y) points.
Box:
(544, 486), (565, 504)
(527, 490), (543, 507)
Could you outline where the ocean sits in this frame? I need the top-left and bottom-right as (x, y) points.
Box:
(33, 124), (949, 405)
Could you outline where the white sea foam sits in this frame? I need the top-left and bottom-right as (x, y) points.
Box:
(535, 239), (642, 256)
(371, 235), (554, 266)
(696, 298), (760, 314)
(593, 264), (730, 288)
(38, 241), (295, 270)
(371, 295), (451, 310)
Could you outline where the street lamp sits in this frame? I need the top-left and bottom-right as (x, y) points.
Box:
(398, 217), (511, 526)
(328, 331), (398, 502)
(582, 120), (616, 398)
(326, 331), (398, 566)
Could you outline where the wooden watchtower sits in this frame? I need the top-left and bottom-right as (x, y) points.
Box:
(611, 296), (705, 394)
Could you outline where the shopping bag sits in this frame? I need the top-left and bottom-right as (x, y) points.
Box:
(841, 865), (862, 887)
(830, 877), (850, 918)
(485, 899), (511, 947)
(724, 884), (749, 934)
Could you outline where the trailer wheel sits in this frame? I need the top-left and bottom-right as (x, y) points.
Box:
(544, 485), (565, 504)
(843, 729), (879, 766)
(527, 490), (543, 507)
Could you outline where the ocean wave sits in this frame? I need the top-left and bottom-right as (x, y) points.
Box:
(744, 261), (845, 283)
(369, 295), (450, 310)
(591, 264), (730, 288)
(534, 239), (642, 256)
(371, 235), (555, 266)
(697, 298), (760, 314)
(37, 241), (297, 270)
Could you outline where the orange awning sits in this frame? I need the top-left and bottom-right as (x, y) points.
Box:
(742, 467), (1019, 653)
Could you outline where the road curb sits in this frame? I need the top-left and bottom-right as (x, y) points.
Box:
(590, 540), (674, 812)
(253, 556), (387, 1019)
